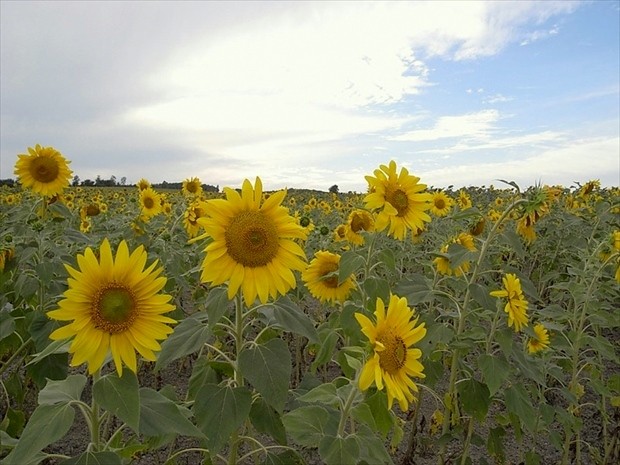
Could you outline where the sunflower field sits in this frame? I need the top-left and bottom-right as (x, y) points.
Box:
(1, 145), (619, 465)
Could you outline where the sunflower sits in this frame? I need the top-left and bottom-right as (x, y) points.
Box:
(136, 178), (151, 191)
(430, 191), (454, 217)
(527, 323), (550, 354)
(196, 177), (307, 305)
(364, 161), (432, 241)
(302, 251), (356, 304)
(182, 177), (203, 197)
(139, 187), (163, 220)
(183, 199), (209, 238)
(433, 232), (477, 277)
(490, 273), (529, 332)
(345, 209), (375, 245)
(355, 294), (426, 411)
(456, 190), (472, 210)
(47, 239), (176, 376)
(14, 144), (73, 197)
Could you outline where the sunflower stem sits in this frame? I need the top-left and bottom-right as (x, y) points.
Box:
(337, 375), (360, 437)
(228, 292), (246, 465)
(90, 371), (102, 451)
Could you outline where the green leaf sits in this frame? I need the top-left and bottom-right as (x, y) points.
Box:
(457, 378), (490, 422)
(155, 312), (211, 370)
(93, 371), (140, 433)
(282, 405), (333, 447)
(310, 330), (339, 372)
(376, 248), (396, 272)
(356, 425), (394, 464)
(260, 450), (304, 465)
(318, 435), (360, 465)
(297, 383), (339, 405)
(27, 353), (69, 388)
(3, 403), (74, 465)
(338, 250), (365, 284)
(193, 384), (252, 453)
(60, 451), (123, 465)
(478, 354), (511, 396)
(505, 384), (537, 432)
(0, 313), (16, 341)
(38, 374), (86, 405)
(187, 355), (219, 401)
(238, 338), (291, 413)
(259, 296), (319, 343)
(249, 397), (287, 445)
(139, 388), (202, 438)
(205, 286), (231, 326)
(362, 276), (390, 303)
(486, 426), (505, 461)
(26, 339), (70, 366)
(364, 390), (393, 437)
(469, 283), (497, 312)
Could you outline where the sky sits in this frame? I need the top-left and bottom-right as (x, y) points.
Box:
(1, 0), (619, 193)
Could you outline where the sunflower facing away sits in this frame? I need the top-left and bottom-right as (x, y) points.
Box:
(14, 144), (73, 197)
(364, 161), (432, 241)
(47, 239), (176, 376)
(302, 250), (356, 304)
(527, 323), (550, 354)
(355, 294), (426, 411)
(490, 273), (529, 332)
(196, 177), (307, 305)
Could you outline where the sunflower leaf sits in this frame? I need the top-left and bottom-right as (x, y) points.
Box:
(155, 312), (211, 370)
(318, 434), (360, 465)
(38, 374), (86, 406)
(259, 296), (319, 343)
(93, 371), (140, 433)
(139, 388), (203, 438)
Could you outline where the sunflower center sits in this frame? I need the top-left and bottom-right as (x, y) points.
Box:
(320, 261), (339, 288)
(143, 197), (155, 209)
(434, 198), (446, 209)
(29, 157), (60, 183)
(350, 213), (369, 233)
(85, 204), (100, 216)
(387, 189), (409, 216)
(225, 211), (279, 267)
(376, 330), (407, 374)
(92, 284), (137, 334)
(300, 216), (311, 227)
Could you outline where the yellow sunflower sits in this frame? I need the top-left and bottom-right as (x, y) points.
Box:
(490, 273), (529, 332)
(355, 294), (426, 411)
(457, 190), (472, 210)
(345, 209), (375, 245)
(136, 178), (151, 191)
(364, 161), (432, 241)
(47, 239), (176, 376)
(302, 251), (356, 304)
(527, 323), (550, 354)
(183, 199), (209, 238)
(182, 177), (203, 197)
(14, 144), (73, 197)
(139, 187), (163, 220)
(196, 177), (307, 305)
(433, 232), (477, 277)
(430, 191), (454, 217)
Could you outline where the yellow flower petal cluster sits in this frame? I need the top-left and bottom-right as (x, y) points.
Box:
(302, 251), (356, 304)
(364, 161), (432, 240)
(139, 187), (163, 220)
(433, 232), (477, 277)
(47, 239), (176, 376)
(182, 177), (203, 197)
(197, 177), (307, 305)
(184, 199), (209, 238)
(490, 273), (529, 332)
(355, 294), (426, 411)
(14, 144), (73, 197)
(527, 323), (550, 354)
(430, 191), (454, 217)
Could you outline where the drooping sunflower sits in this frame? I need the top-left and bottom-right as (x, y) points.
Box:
(182, 177), (203, 197)
(527, 323), (550, 354)
(430, 191), (454, 217)
(14, 144), (73, 197)
(47, 239), (176, 376)
(183, 199), (209, 239)
(433, 232), (477, 277)
(364, 161), (432, 241)
(490, 273), (529, 332)
(302, 251), (356, 304)
(139, 187), (163, 220)
(345, 209), (375, 245)
(196, 177), (307, 305)
(355, 294), (426, 411)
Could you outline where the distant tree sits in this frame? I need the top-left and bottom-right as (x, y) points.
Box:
(329, 184), (339, 194)
(82, 179), (95, 187)
(72, 175), (80, 187)
(0, 179), (16, 187)
(120, 177), (126, 186)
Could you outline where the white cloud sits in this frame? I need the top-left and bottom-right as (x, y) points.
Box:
(390, 110), (500, 142)
(483, 93), (514, 104)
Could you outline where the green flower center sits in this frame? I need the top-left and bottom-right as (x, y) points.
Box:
(387, 188), (409, 216)
(226, 211), (279, 267)
(30, 156), (60, 183)
(92, 284), (137, 333)
(376, 330), (407, 374)
(300, 216), (311, 227)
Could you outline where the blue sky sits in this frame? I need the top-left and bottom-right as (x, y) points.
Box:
(1, 0), (618, 192)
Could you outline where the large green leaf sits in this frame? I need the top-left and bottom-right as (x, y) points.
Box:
(238, 338), (291, 413)
(193, 384), (252, 453)
(155, 312), (211, 370)
(249, 397), (287, 445)
(258, 296), (319, 343)
(93, 371), (140, 433)
(338, 250), (365, 285)
(139, 388), (202, 438)
(318, 435), (360, 465)
(38, 374), (86, 405)
(205, 286), (231, 326)
(60, 451), (123, 465)
(478, 353), (511, 396)
(505, 384), (537, 432)
(3, 403), (74, 465)
(457, 378), (491, 422)
(281, 405), (335, 447)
